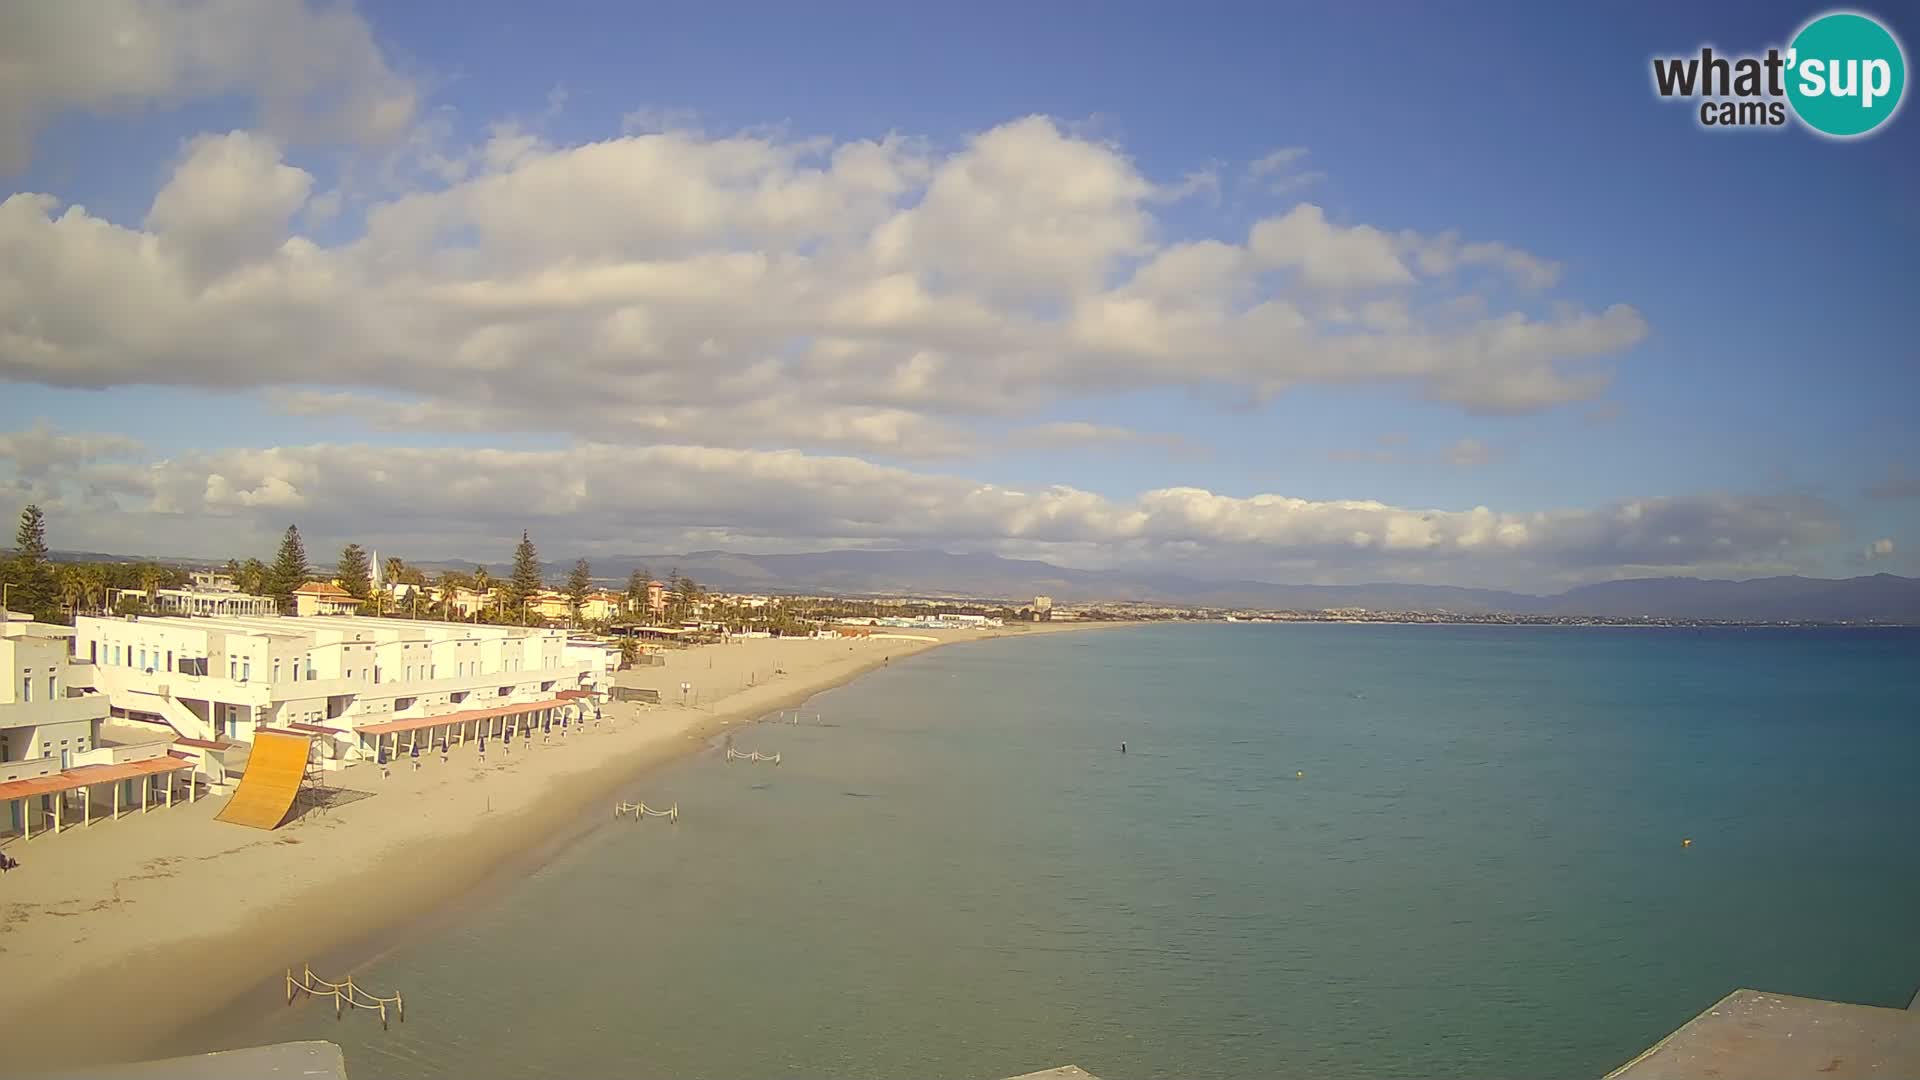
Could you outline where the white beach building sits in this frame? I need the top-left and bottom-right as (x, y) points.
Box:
(108, 571), (279, 618)
(71, 614), (602, 764)
(3, 613), (194, 840)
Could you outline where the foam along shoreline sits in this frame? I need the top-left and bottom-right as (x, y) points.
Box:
(0, 621), (1133, 1073)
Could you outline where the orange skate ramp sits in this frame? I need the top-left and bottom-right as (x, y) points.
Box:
(215, 730), (312, 830)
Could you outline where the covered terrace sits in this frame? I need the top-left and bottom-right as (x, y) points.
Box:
(1, 753), (199, 840)
(352, 697), (575, 761)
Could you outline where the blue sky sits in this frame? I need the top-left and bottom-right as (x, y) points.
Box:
(0, 1), (1914, 588)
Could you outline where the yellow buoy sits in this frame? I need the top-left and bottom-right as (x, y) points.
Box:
(1681, 838), (1692, 848)
(1296, 770), (1304, 779)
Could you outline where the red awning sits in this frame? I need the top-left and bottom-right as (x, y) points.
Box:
(353, 698), (570, 738)
(555, 688), (600, 700)
(0, 755), (194, 802)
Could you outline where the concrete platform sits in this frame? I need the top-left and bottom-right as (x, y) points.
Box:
(1605, 988), (1920, 1079)
(30, 1041), (348, 1080)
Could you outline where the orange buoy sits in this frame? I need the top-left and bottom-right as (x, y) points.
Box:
(1681, 838), (1692, 848)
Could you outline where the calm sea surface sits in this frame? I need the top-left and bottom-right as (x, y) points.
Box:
(217, 624), (1920, 1079)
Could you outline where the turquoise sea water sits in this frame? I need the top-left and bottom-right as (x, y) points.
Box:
(215, 625), (1920, 1079)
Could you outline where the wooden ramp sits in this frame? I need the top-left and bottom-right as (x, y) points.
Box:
(215, 731), (312, 830)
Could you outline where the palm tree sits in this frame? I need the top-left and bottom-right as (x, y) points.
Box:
(78, 564), (106, 614)
(472, 567), (493, 621)
(138, 563), (164, 605)
(55, 564), (86, 618)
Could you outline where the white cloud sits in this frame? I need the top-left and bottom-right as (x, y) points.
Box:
(0, 0), (416, 173)
(146, 131), (313, 282)
(1246, 147), (1324, 195)
(0, 426), (1846, 589)
(0, 113), (1645, 458)
(1249, 203), (1413, 288)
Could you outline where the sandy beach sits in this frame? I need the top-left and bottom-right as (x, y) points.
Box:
(0, 622), (1126, 1072)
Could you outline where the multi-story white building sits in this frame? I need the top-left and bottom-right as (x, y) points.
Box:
(2, 614), (108, 774)
(4, 614), (195, 840)
(72, 614), (600, 759)
(109, 571), (279, 618)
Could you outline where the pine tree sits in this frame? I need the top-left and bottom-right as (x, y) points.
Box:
(267, 525), (309, 613)
(9, 504), (57, 619)
(236, 557), (268, 595)
(566, 558), (592, 615)
(507, 531), (542, 620)
(337, 543), (372, 600)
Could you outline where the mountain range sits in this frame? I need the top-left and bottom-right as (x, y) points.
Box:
(30, 546), (1920, 621)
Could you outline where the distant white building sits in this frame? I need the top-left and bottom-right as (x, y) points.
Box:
(72, 614), (599, 756)
(934, 613), (1001, 628)
(110, 571), (278, 618)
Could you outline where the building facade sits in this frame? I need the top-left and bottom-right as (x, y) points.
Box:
(2, 616), (109, 777)
(109, 572), (279, 618)
(292, 582), (360, 617)
(72, 614), (599, 756)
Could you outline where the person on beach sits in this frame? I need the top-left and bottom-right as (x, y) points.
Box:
(478, 738), (486, 763)
(1120, 741), (1127, 754)
(1, 850), (20, 872)
(411, 745), (421, 772)
(439, 742), (448, 766)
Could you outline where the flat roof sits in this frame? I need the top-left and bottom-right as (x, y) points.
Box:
(354, 697), (571, 737)
(1605, 988), (1920, 1079)
(0, 754), (194, 802)
(172, 737), (235, 750)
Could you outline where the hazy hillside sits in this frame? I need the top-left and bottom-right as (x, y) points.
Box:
(403, 548), (1920, 620)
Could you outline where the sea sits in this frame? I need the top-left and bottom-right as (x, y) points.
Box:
(209, 623), (1920, 1079)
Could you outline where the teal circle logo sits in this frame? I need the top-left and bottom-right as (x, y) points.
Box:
(1786, 11), (1907, 137)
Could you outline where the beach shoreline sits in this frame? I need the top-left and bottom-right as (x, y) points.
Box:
(0, 621), (1134, 1073)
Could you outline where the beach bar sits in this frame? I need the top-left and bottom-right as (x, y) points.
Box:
(352, 697), (574, 761)
(0, 752), (197, 839)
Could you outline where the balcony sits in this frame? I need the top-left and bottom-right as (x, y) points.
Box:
(0, 694), (109, 731)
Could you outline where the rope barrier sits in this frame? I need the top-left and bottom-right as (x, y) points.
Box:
(287, 963), (404, 1028)
(725, 748), (781, 765)
(614, 801), (679, 822)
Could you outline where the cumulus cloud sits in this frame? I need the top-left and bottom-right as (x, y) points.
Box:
(0, 426), (1845, 589)
(0, 113), (1646, 458)
(0, 0), (415, 173)
(146, 131), (314, 282)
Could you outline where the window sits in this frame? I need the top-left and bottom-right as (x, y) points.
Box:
(274, 659), (281, 683)
(20, 677), (29, 703)
(242, 659), (251, 681)
(167, 650), (173, 671)
(48, 675), (57, 699)
(89, 641), (98, 664)
(228, 657), (237, 679)
(139, 648), (148, 670)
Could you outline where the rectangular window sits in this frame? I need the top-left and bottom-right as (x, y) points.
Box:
(89, 642), (98, 664)
(167, 650), (173, 672)
(48, 675), (57, 698)
(273, 659), (281, 683)
(139, 648), (148, 670)
(242, 659), (251, 681)
(20, 677), (29, 703)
